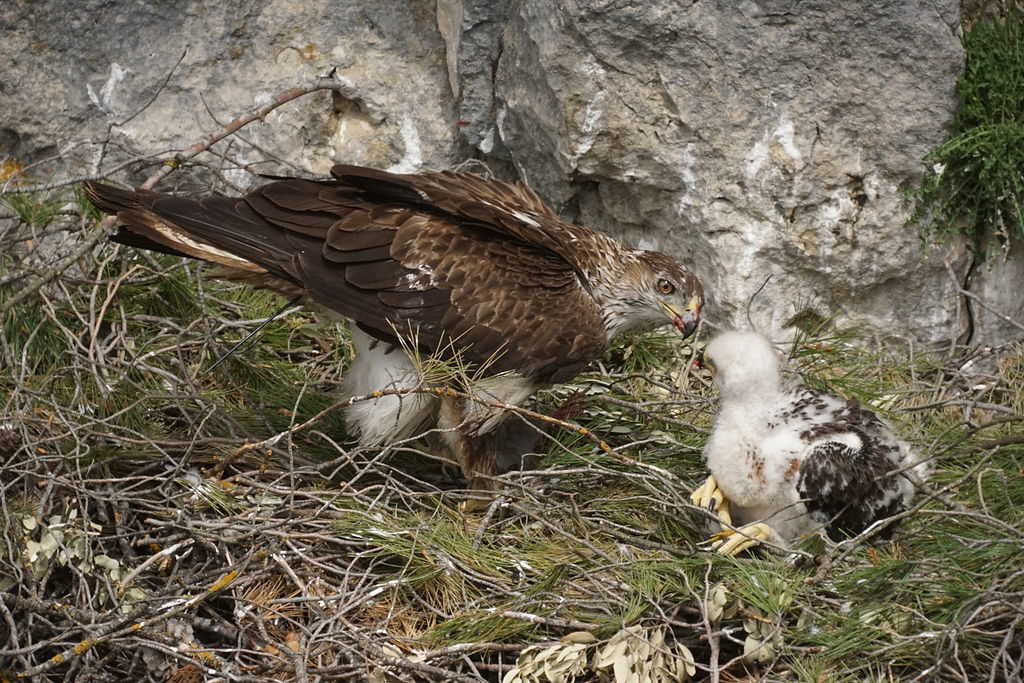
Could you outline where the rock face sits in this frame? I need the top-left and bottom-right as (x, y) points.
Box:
(968, 243), (1024, 348)
(2, 0), (999, 346)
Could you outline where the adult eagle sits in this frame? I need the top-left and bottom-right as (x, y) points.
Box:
(85, 165), (704, 505)
(691, 331), (928, 554)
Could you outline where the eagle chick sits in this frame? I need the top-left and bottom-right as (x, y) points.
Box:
(692, 331), (929, 554)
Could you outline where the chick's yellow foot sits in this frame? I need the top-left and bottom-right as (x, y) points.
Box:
(459, 496), (493, 514)
(690, 474), (733, 528)
(710, 522), (775, 556)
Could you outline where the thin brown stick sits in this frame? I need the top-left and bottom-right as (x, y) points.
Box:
(138, 75), (381, 191)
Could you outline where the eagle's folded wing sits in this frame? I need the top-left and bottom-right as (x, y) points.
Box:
(84, 171), (609, 381)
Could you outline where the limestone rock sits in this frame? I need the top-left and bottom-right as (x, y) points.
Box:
(441, 0), (514, 157)
(969, 243), (1024, 347)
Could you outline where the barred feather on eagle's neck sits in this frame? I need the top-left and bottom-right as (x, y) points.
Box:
(586, 247), (700, 339)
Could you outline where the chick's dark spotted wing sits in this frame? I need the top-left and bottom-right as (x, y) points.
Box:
(795, 412), (907, 541)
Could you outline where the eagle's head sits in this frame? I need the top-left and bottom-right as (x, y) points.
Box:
(600, 250), (704, 339)
(704, 331), (782, 401)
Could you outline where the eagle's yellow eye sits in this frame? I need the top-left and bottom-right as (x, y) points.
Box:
(657, 279), (675, 295)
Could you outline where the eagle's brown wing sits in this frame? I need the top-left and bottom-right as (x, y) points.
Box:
(84, 168), (606, 382)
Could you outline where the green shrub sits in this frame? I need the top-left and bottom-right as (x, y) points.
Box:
(914, 8), (1024, 256)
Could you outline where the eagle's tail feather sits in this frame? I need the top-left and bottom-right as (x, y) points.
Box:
(83, 181), (295, 279)
(82, 181), (155, 215)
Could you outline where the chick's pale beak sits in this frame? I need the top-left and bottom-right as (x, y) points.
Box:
(662, 294), (702, 339)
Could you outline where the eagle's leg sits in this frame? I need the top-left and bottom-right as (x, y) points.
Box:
(690, 474), (733, 528)
(438, 375), (541, 512)
(709, 522), (775, 556)
(437, 395), (500, 512)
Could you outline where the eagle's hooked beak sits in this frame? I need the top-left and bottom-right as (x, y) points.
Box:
(662, 294), (702, 339)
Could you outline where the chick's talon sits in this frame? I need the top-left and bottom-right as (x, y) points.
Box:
(710, 522), (775, 556)
(690, 474), (733, 528)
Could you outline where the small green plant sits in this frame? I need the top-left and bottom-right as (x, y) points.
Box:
(0, 191), (64, 227)
(914, 8), (1024, 256)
